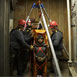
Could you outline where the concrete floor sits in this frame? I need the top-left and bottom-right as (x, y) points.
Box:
(13, 60), (71, 77)
(24, 60), (70, 77)
(48, 60), (70, 77)
(73, 65), (77, 73)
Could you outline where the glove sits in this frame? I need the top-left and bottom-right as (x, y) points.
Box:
(30, 45), (34, 50)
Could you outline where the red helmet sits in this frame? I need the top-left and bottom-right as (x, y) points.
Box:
(18, 19), (26, 27)
(49, 21), (58, 28)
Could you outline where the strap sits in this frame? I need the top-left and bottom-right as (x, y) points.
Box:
(36, 61), (47, 70)
(37, 47), (45, 55)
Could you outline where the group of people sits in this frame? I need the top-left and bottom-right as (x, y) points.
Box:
(10, 19), (63, 76)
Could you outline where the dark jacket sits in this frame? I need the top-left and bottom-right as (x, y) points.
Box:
(23, 29), (34, 45)
(51, 31), (63, 51)
(10, 29), (30, 49)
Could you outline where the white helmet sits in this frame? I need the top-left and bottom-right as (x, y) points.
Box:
(27, 19), (31, 23)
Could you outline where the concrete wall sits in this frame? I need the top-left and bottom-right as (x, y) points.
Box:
(0, 0), (10, 76)
(71, 0), (77, 63)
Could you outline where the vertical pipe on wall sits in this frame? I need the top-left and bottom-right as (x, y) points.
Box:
(66, 0), (72, 63)
(71, 0), (77, 63)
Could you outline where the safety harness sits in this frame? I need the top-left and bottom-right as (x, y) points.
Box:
(36, 61), (46, 70)
(37, 47), (45, 55)
(35, 46), (47, 70)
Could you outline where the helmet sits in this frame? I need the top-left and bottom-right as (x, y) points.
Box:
(27, 19), (31, 23)
(18, 19), (26, 27)
(49, 21), (58, 28)
(18, 19), (26, 25)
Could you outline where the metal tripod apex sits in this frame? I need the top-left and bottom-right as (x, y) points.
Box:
(39, 4), (62, 77)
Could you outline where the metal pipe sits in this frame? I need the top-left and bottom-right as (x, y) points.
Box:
(43, 8), (51, 22)
(26, 8), (33, 22)
(66, 0), (72, 63)
(39, 5), (62, 77)
(63, 44), (69, 58)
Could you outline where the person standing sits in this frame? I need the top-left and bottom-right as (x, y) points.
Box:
(10, 19), (33, 76)
(23, 22), (34, 75)
(49, 21), (63, 76)
(49, 21), (63, 56)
